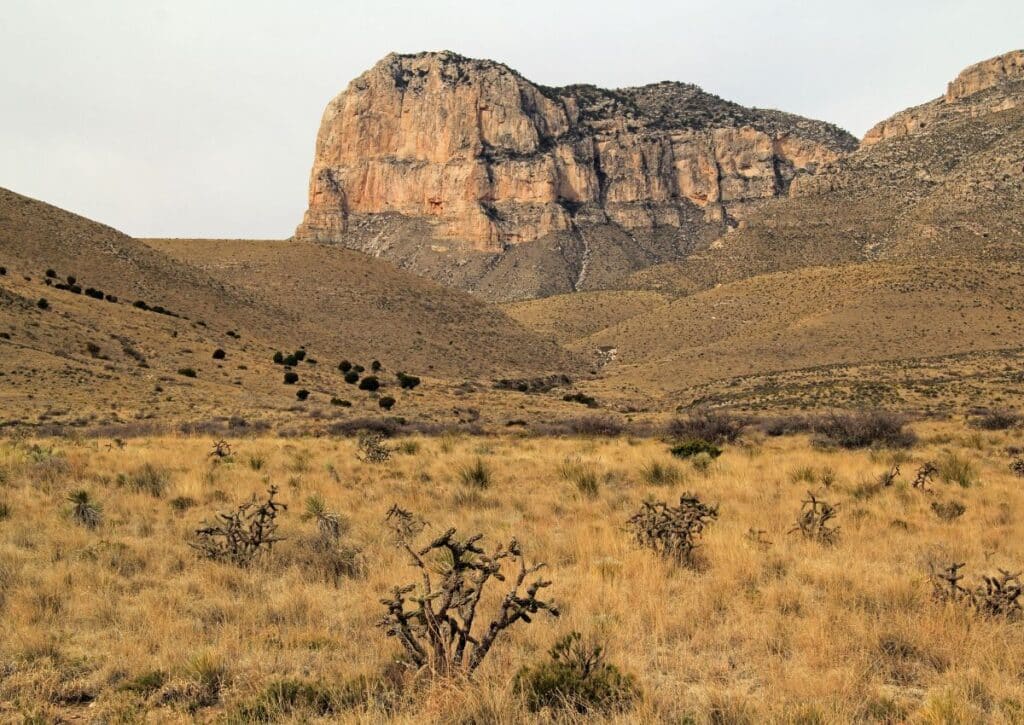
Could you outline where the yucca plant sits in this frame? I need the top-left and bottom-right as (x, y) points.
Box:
(302, 494), (345, 543)
(68, 489), (102, 529)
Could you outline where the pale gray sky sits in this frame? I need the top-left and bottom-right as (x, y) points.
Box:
(2, 1), (1022, 238)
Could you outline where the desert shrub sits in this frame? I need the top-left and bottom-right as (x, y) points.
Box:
(283, 354), (299, 366)
(190, 486), (286, 566)
(0, 266), (5, 275)
(813, 410), (916, 449)
(170, 496), (198, 512)
(514, 632), (640, 714)
(669, 408), (745, 443)
(371, 360), (382, 371)
(670, 439), (721, 460)
(937, 451), (977, 488)
(338, 360), (352, 373)
(66, 275), (76, 285)
(378, 396), (395, 410)
(344, 371), (360, 385)
(296, 389), (310, 401)
(1011, 459), (1024, 478)
(67, 490), (102, 529)
(789, 492), (839, 545)
(293, 349), (306, 362)
(133, 300), (149, 310)
(354, 364), (365, 373)
(0, 501), (9, 521)
(232, 678), (340, 721)
(45, 269), (56, 278)
(563, 392), (599, 408)
(68, 284), (82, 294)
(211, 348), (226, 360)
(105, 294), (117, 302)
(932, 500), (966, 521)
(969, 409), (1020, 430)
(358, 376), (380, 391)
(117, 669), (168, 696)
(458, 458), (492, 489)
(379, 522), (558, 675)
(122, 462), (171, 497)
(568, 415), (622, 437)
(330, 397), (351, 407)
(913, 461), (938, 491)
(627, 493), (718, 566)
(272, 351), (284, 364)
(177, 367), (197, 378)
(356, 431), (391, 463)
(85, 287), (104, 299)
(641, 460), (682, 486)
(36, 298), (49, 310)
(283, 371), (299, 385)
(396, 371), (421, 389)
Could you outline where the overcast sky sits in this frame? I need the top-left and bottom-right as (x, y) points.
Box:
(2, 1), (1022, 238)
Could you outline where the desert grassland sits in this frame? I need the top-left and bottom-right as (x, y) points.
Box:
(0, 425), (1023, 723)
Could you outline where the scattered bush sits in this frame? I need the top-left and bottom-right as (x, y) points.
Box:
(338, 360), (352, 373)
(670, 439), (721, 460)
(283, 371), (299, 385)
(358, 376), (380, 392)
(396, 371), (421, 389)
(104, 294), (117, 302)
(66, 275), (76, 285)
(283, 354), (299, 366)
(177, 367), (197, 378)
(0, 267), (5, 275)
(969, 409), (1020, 431)
(627, 493), (718, 566)
(133, 300), (149, 310)
(514, 632), (640, 714)
(458, 458), (492, 489)
(344, 371), (360, 385)
(273, 351), (284, 364)
(36, 297), (49, 310)
(45, 269), (57, 278)
(371, 360), (382, 371)
(669, 408), (745, 443)
(67, 490), (102, 529)
(379, 523), (559, 675)
(330, 397), (352, 407)
(212, 348), (226, 360)
(170, 496), (198, 513)
(1011, 459), (1024, 478)
(378, 396), (395, 410)
(812, 410), (916, 449)
(84, 287), (104, 300)
(563, 392), (599, 408)
(296, 389), (310, 401)
(293, 349), (307, 362)
(190, 486), (286, 566)
(567, 416), (622, 437)
(356, 431), (391, 463)
(932, 500), (966, 521)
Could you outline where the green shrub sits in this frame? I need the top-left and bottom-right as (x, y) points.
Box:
(272, 351), (284, 364)
(296, 389), (310, 401)
(514, 632), (640, 714)
(177, 367), (197, 378)
(283, 371), (299, 385)
(169, 496), (197, 512)
(36, 298), (49, 310)
(378, 396), (396, 410)
(670, 439), (722, 460)
(45, 269), (57, 278)
(371, 360), (382, 371)
(338, 360), (352, 373)
(293, 349), (307, 362)
(563, 392), (599, 408)
(212, 348), (226, 360)
(344, 371), (359, 385)
(358, 376), (380, 392)
(283, 354), (299, 366)
(396, 372), (421, 389)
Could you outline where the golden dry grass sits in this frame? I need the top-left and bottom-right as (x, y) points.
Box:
(2, 423), (1023, 722)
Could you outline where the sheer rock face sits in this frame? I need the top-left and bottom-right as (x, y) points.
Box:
(863, 49), (1024, 147)
(295, 52), (855, 299)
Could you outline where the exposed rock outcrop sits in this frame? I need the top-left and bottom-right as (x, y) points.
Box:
(295, 51), (856, 299)
(862, 49), (1024, 147)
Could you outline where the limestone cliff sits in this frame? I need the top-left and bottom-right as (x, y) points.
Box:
(295, 51), (856, 300)
(862, 49), (1024, 147)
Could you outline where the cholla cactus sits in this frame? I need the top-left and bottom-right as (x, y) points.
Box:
(789, 492), (839, 545)
(190, 486), (286, 566)
(626, 492), (719, 565)
(378, 520), (558, 676)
